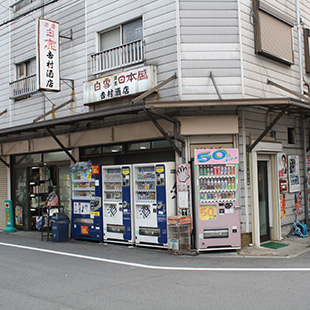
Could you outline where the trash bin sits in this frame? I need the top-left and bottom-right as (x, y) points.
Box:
(51, 213), (70, 242)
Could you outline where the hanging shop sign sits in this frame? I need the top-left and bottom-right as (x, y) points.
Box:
(288, 155), (300, 193)
(83, 65), (157, 104)
(36, 18), (60, 92)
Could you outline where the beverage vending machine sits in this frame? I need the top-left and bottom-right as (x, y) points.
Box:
(102, 165), (134, 243)
(71, 162), (103, 241)
(133, 162), (176, 247)
(194, 149), (241, 250)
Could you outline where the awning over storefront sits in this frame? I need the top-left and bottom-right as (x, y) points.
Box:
(1, 96), (310, 164)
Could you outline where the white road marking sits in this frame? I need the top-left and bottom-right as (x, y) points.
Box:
(0, 241), (309, 271)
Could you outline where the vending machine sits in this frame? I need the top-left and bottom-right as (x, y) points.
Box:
(71, 162), (103, 241)
(133, 162), (176, 247)
(102, 165), (134, 243)
(194, 149), (241, 250)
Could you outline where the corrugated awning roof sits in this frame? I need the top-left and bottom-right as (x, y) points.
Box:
(1, 97), (309, 144)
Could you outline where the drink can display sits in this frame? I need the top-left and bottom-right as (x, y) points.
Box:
(217, 166), (221, 175)
(213, 167), (217, 175)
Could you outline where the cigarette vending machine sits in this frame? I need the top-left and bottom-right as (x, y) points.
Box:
(133, 162), (176, 247)
(194, 149), (241, 250)
(71, 162), (103, 241)
(102, 165), (134, 243)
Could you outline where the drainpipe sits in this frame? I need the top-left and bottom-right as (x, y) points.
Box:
(296, 0), (309, 226)
(302, 117), (309, 227)
(242, 109), (249, 233)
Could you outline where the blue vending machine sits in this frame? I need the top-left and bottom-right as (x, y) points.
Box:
(71, 162), (103, 241)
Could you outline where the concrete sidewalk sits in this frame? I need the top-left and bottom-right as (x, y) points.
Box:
(239, 236), (310, 258)
(1, 229), (310, 258)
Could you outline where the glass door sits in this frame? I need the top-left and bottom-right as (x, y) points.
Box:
(58, 165), (71, 216)
(13, 168), (29, 230)
(258, 161), (270, 242)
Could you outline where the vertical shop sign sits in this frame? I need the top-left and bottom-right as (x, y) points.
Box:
(176, 164), (192, 221)
(280, 194), (286, 219)
(36, 18), (60, 91)
(288, 155), (300, 193)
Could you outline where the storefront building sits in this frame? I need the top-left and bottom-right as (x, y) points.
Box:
(1, 0), (310, 249)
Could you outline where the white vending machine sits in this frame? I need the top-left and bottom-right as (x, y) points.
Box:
(102, 165), (134, 243)
(133, 162), (176, 247)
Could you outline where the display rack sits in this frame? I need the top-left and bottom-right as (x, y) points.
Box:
(30, 166), (50, 229)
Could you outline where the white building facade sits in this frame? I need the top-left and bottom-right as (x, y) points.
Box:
(0, 0), (310, 247)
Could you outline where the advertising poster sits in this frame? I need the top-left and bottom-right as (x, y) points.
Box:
(176, 164), (192, 219)
(280, 194), (286, 219)
(307, 155), (310, 189)
(294, 192), (302, 215)
(278, 153), (287, 178)
(288, 155), (300, 193)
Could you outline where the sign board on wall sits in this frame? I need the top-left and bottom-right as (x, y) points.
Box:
(288, 155), (300, 193)
(36, 18), (60, 91)
(84, 65), (157, 104)
(176, 164), (192, 222)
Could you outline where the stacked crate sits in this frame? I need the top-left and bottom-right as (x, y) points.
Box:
(168, 216), (191, 254)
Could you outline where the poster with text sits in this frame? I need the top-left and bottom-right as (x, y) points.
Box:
(288, 155), (300, 193)
(176, 164), (192, 221)
(280, 194), (286, 219)
(294, 192), (302, 216)
(307, 155), (310, 190)
(278, 153), (287, 178)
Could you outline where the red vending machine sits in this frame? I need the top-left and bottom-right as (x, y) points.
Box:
(194, 149), (241, 251)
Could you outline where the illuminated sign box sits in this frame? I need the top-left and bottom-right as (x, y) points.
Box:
(84, 65), (157, 104)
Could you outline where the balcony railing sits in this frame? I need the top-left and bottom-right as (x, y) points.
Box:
(91, 40), (144, 75)
(9, 74), (37, 99)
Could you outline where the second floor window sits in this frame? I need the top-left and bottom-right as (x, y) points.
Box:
(99, 18), (143, 52)
(91, 18), (143, 74)
(16, 58), (36, 80)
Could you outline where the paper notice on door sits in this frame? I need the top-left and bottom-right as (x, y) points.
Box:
(178, 191), (188, 208)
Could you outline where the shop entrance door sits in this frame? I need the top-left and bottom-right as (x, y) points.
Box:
(258, 161), (270, 242)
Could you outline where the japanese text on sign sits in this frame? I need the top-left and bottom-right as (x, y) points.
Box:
(84, 65), (157, 104)
(37, 18), (60, 91)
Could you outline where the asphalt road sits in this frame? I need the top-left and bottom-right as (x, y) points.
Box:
(1, 232), (310, 310)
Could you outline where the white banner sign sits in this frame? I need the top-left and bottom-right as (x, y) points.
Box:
(84, 65), (157, 104)
(36, 18), (60, 91)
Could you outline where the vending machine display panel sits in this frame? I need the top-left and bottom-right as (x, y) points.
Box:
(133, 162), (176, 247)
(71, 162), (103, 241)
(102, 165), (134, 243)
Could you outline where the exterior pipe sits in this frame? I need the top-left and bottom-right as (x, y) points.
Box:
(242, 109), (249, 232)
(296, 0), (309, 227)
(302, 116), (309, 227)
(296, 0), (304, 93)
